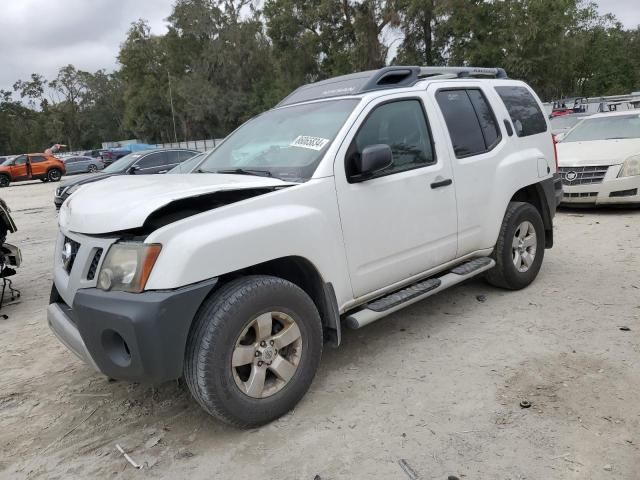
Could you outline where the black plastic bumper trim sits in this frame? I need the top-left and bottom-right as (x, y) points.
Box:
(70, 277), (218, 383)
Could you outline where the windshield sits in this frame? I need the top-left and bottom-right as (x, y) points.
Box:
(169, 153), (205, 174)
(562, 114), (640, 142)
(103, 152), (143, 173)
(550, 115), (586, 130)
(1, 157), (13, 166)
(197, 99), (359, 181)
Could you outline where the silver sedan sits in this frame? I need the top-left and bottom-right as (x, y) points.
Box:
(62, 156), (105, 175)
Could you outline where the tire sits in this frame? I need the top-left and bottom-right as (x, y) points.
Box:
(88, 164), (97, 173)
(41, 177), (49, 183)
(47, 168), (62, 182)
(184, 275), (323, 428)
(0, 175), (9, 187)
(485, 202), (545, 290)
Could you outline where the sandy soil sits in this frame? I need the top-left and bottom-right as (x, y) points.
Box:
(0, 179), (639, 480)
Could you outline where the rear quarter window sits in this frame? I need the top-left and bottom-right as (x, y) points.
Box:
(495, 86), (547, 137)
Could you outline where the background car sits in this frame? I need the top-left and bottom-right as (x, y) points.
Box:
(81, 150), (102, 158)
(557, 111), (640, 205)
(54, 148), (199, 209)
(167, 151), (207, 173)
(98, 148), (130, 166)
(0, 154), (65, 187)
(62, 156), (105, 175)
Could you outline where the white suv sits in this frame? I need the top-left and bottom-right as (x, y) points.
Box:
(48, 66), (562, 427)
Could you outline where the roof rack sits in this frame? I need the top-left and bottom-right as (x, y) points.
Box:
(277, 66), (509, 107)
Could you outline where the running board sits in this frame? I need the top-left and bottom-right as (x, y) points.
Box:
(345, 257), (495, 329)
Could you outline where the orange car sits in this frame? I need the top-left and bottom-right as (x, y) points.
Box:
(0, 153), (66, 187)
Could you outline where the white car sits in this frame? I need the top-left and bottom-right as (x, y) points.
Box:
(557, 111), (640, 205)
(48, 66), (561, 427)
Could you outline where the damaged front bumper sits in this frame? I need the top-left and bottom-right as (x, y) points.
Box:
(48, 278), (217, 383)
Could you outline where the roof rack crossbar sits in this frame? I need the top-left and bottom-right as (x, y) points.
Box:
(418, 66), (508, 79)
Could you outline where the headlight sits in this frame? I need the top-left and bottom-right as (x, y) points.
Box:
(97, 243), (162, 293)
(619, 154), (640, 177)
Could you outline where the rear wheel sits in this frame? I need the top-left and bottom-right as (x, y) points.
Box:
(486, 202), (545, 290)
(47, 168), (62, 182)
(185, 275), (323, 428)
(0, 175), (9, 187)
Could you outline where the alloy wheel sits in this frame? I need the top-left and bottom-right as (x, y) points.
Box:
(512, 221), (537, 273)
(232, 311), (303, 399)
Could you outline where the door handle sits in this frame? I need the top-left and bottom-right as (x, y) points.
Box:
(430, 178), (453, 189)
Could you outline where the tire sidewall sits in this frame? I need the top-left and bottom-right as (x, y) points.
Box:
(499, 204), (545, 289)
(190, 277), (322, 426)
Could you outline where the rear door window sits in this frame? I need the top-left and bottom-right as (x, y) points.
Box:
(177, 151), (197, 162)
(137, 152), (169, 169)
(436, 90), (487, 158)
(30, 155), (47, 163)
(495, 86), (547, 137)
(467, 90), (501, 149)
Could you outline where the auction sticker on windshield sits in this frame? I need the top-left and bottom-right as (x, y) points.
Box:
(290, 135), (330, 151)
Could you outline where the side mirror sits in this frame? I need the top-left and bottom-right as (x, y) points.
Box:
(351, 144), (393, 182)
(128, 165), (140, 174)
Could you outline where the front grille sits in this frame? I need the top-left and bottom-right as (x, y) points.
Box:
(559, 166), (609, 185)
(564, 192), (598, 198)
(86, 249), (103, 280)
(63, 237), (81, 273)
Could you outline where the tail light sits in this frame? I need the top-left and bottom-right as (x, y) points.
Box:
(551, 134), (559, 172)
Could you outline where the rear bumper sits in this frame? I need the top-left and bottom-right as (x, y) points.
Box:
(561, 169), (640, 205)
(48, 278), (218, 383)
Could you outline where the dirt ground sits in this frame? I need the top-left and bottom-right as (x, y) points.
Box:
(0, 179), (639, 480)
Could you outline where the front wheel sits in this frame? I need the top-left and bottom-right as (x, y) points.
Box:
(0, 175), (9, 187)
(41, 177), (49, 183)
(88, 164), (98, 173)
(184, 275), (323, 428)
(47, 168), (62, 182)
(485, 202), (545, 290)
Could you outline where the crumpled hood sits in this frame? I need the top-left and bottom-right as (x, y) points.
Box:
(58, 174), (296, 234)
(557, 138), (640, 167)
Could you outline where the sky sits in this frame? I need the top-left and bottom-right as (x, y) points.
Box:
(0, 0), (639, 93)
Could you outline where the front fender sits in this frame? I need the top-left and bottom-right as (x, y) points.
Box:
(144, 178), (354, 307)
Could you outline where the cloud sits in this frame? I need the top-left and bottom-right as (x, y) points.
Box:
(0, 0), (637, 93)
(0, 0), (174, 91)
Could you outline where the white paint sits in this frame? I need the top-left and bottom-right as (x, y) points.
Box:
(58, 77), (555, 312)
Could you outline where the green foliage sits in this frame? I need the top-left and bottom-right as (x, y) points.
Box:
(1, 0), (639, 155)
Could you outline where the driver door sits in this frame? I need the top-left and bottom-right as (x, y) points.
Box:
(10, 155), (29, 180)
(334, 95), (458, 298)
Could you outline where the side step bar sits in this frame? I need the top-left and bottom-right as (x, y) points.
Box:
(345, 257), (495, 329)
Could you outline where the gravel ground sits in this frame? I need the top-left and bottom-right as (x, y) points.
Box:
(0, 179), (638, 480)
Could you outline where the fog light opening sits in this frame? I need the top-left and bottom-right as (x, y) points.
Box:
(102, 330), (132, 367)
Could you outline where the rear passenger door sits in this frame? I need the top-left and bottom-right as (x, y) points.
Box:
(334, 94), (458, 298)
(431, 83), (549, 255)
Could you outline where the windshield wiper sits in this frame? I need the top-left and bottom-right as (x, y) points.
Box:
(214, 168), (273, 178)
